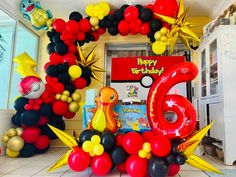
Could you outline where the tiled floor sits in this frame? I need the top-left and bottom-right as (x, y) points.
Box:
(0, 148), (235, 177)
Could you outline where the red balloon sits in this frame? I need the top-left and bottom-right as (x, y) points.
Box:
(153, 0), (179, 18)
(147, 62), (198, 139)
(66, 20), (79, 34)
(62, 53), (77, 66)
(52, 82), (64, 94)
(122, 132), (143, 155)
(135, 19), (142, 27)
(38, 116), (49, 125)
(52, 101), (69, 116)
(91, 32), (99, 41)
(140, 23), (151, 35)
(79, 19), (92, 32)
(168, 164), (180, 176)
(68, 148), (91, 172)
(73, 77), (87, 89)
(91, 152), (112, 176)
(53, 18), (66, 33)
(49, 53), (62, 65)
(22, 128), (41, 143)
(34, 135), (50, 150)
(116, 162), (127, 173)
(124, 6), (139, 22)
(126, 155), (147, 177)
(76, 32), (86, 41)
(33, 104), (40, 111)
(97, 28), (106, 35)
(150, 135), (171, 157)
(145, 4), (154, 10)
(118, 20), (130, 34)
(64, 111), (76, 119)
(142, 131), (155, 143)
(68, 44), (77, 54)
(116, 133), (124, 146)
(129, 22), (136, 30)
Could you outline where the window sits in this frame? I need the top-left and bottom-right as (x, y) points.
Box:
(0, 7), (40, 110)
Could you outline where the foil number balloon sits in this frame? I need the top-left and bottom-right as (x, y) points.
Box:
(147, 62), (198, 139)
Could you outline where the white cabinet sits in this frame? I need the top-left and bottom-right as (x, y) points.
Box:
(198, 26), (236, 165)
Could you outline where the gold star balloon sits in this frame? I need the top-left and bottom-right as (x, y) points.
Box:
(13, 52), (40, 78)
(155, 0), (200, 54)
(77, 46), (105, 82)
(177, 122), (223, 174)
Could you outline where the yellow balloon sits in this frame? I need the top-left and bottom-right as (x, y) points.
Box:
(69, 102), (80, 113)
(143, 142), (151, 153)
(2, 135), (9, 144)
(160, 27), (168, 35)
(55, 94), (61, 100)
(91, 135), (101, 144)
(146, 152), (152, 159)
(138, 150), (147, 158)
(94, 25), (99, 30)
(92, 109), (106, 132)
(161, 36), (168, 42)
(16, 128), (23, 136)
(72, 92), (81, 101)
(63, 90), (70, 96)
(90, 151), (95, 157)
(6, 148), (19, 158)
(154, 31), (162, 40)
(85, 4), (95, 16)
(61, 95), (69, 102)
(68, 65), (82, 79)
(7, 136), (24, 152)
(7, 128), (17, 137)
(82, 141), (94, 153)
(93, 144), (104, 156)
(99, 2), (110, 16)
(98, 15), (104, 20)
(90, 16), (99, 26)
(67, 97), (73, 103)
(152, 41), (167, 55)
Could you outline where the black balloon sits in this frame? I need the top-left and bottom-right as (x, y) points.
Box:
(111, 147), (128, 165)
(58, 73), (71, 85)
(120, 4), (129, 11)
(114, 10), (124, 21)
(79, 41), (85, 46)
(47, 30), (55, 41)
(106, 20), (113, 28)
(39, 104), (53, 117)
(150, 37), (156, 43)
(99, 17), (108, 28)
(54, 42), (68, 55)
(101, 131), (116, 152)
(81, 66), (92, 78)
(108, 26), (118, 36)
(150, 19), (163, 32)
(175, 154), (186, 165)
(79, 129), (97, 144)
(108, 14), (116, 21)
(11, 114), (22, 127)
(147, 32), (155, 39)
(166, 154), (175, 164)
(36, 145), (50, 154)
(172, 143), (180, 155)
(21, 110), (40, 126)
(135, 4), (143, 12)
(14, 97), (28, 113)
(20, 143), (37, 158)
(57, 63), (68, 73)
(65, 84), (76, 94)
(69, 11), (83, 22)
(46, 65), (58, 77)
(47, 43), (55, 54)
(148, 157), (170, 177)
(52, 33), (63, 43)
(85, 77), (91, 87)
(140, 8), (153, 22)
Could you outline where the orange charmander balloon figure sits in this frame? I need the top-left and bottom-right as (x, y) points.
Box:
(91, 87), (119, 133)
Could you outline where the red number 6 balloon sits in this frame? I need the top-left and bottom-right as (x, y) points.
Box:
(147, 62), (198, 139)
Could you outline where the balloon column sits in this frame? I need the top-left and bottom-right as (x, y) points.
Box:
(48, 62), (222, 177)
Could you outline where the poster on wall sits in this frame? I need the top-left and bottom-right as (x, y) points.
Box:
(111, 56), (186, 100)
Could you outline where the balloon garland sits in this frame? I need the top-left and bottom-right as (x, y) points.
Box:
(1, 1), (221, 176)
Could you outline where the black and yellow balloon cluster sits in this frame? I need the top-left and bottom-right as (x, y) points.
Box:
(1, 128), (24, 157)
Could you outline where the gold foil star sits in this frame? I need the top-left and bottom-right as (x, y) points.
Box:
(155, 0), (200, 54)
(77, 46), (105, 82)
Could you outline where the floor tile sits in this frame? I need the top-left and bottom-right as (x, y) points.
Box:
(9, 164), (46, 176)
(178, 170), (209, 177)
(1, 175), (31, 177)
(91, 170), (121, 177)
(62, 169), (92, 177)
(33, 166), (69, 176)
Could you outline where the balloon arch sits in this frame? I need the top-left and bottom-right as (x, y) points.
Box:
(1, 0), (222, 177)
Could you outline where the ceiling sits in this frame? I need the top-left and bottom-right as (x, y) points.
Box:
(4, 0), (223, 20)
